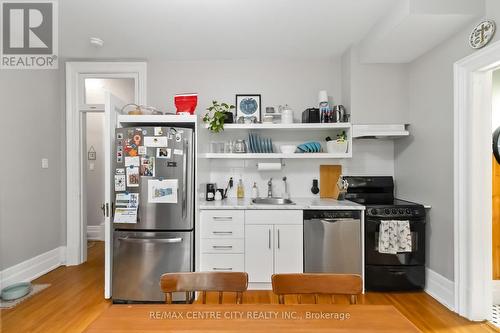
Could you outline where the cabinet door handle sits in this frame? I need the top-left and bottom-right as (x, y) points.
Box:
(277, 228), (280, 249)
(212, 267), (233, 271)
(213, 216), (232, 221)
(212, 231), (233, 235)
(212, 245), (233, 249)
(268, 229), (271, 249)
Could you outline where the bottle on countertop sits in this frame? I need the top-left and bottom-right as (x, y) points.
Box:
(251, 182), (259, 199)
(282, 176), (289, 199)
(237, 179), (245, 198)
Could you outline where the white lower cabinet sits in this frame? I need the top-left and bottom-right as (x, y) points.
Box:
(245, 224), (274, 282)
(274, 224), (303, 274)
(200, 210), (245, 272)
(200, 254), (245, 272)
(200, 209), (303, 284)
(245, 210), (303, 284)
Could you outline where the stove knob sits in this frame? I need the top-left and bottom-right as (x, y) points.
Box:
(384, 208), (390, 215)
(406, 208), (411, 214)
(398, 209), (404, 214)
(370, 208), (378, 215)
(391, 209), (397, 214)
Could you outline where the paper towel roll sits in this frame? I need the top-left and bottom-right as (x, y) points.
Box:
(257, 163), (282, 171)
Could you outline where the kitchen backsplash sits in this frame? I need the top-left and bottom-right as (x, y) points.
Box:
(208, 140), (394, 198)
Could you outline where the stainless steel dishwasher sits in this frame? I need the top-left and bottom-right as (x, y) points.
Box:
(304, 210), (362, 274)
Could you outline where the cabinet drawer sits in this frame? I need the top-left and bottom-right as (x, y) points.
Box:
(201, 210), (244, 238)
(245, 210), (302, 225)
(201, 210), (244, 223)
(200, 239), (244, 254)
(200, 254), (245, 272)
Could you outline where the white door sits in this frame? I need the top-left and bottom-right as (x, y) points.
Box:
(245, 224), (274, 283)
(104, 92), (125, 299)
(274, 224), (303, 274)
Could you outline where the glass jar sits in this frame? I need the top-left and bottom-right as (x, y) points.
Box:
(234, 140), (247, 153)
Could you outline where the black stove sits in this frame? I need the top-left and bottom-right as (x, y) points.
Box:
(344, 176), (426, 291)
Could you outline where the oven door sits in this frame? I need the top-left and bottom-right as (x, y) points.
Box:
(365, 217), (425, 266)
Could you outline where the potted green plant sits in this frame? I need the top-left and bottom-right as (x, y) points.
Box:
(326, 131), (349, 154)
(203, 100), (235, 133)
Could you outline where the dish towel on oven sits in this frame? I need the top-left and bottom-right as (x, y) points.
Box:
(378, 220), (412, 254)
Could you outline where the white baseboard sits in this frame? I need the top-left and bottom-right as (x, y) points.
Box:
(0, 246), (66, 289)
(425, 268), (455, 311)
(492, 280), (500, 304)
(87, 224), (104, 241)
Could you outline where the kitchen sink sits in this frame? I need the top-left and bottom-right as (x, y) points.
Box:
(251, 198), (295, 205)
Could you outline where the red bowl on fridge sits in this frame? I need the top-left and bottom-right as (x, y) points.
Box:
(175, 94), (198, 115)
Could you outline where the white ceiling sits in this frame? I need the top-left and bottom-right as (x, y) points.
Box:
(60, 0), (398, 60)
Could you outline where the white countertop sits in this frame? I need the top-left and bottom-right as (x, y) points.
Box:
(199, 197), (365, 210)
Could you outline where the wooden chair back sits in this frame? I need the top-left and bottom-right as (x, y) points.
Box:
(160, 272), (248, 304)
(271, 273), (362, 304)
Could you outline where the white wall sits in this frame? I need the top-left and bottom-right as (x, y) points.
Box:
(86, 113), (105, 226)
(342, 47), (409, 124)
(0, 70), (63, 270)
(148, 58), (342, 116)
(394, 5), (500, 280)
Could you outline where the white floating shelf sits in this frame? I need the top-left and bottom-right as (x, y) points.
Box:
(200, 153), (351, 159)
(204, 123), (351, 130)
(118, 114), (197, 125)
(352, 124), (409, 139)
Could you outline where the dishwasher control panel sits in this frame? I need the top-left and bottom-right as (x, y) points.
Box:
(303, 210), (361, 220)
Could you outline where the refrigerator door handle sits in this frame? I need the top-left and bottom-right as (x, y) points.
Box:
(117, 237), (183, 244)
(182, 138), (188, 220)
(105, 203), (109, 217)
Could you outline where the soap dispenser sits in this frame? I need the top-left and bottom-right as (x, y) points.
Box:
(251, 182), (259, 199)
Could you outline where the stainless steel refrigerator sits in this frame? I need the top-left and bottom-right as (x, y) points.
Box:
(112, 126), (194, 302)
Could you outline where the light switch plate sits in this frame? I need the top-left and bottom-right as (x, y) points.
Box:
(41, 158), (49, 169)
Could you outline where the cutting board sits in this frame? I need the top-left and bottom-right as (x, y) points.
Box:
(320, 165), (342, 199)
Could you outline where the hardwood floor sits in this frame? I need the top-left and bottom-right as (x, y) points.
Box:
(0, 241), (497, 333)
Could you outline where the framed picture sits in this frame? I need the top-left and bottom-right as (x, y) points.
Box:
(236, 94), (261, 122)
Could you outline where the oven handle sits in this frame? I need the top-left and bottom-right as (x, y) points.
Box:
(367, 218), (426, 224)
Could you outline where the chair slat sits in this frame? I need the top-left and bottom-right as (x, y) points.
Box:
(202, 291), (207, 304)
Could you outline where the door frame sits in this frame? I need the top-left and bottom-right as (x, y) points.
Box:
(65, 62), (147, 266)
(454, 41), (500, 321)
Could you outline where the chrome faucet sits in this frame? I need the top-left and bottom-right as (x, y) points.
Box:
(267, 178), (273, 198)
